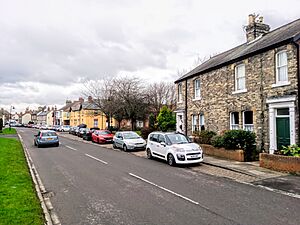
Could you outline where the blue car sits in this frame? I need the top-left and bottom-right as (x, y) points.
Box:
(34, 130), (59, 147)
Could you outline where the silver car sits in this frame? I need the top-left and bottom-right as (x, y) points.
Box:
(34, 130), (59, 147)
(113, 131), (146, 151)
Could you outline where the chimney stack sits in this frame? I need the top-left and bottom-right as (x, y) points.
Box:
(79, 97), (84, 103)
(245, 14), (270, 42)
(88, 96), (93, 103)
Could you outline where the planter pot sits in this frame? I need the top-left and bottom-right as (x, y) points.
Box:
(201, 144), (244, 162)
(260, 153), (300, 173)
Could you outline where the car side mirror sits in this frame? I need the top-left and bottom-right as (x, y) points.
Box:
(120, 137), (123, 140)
(160, 142), (166, 147)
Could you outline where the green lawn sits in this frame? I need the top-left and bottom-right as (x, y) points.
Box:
(0, 138), (44, 225)
(0, 128), (17, 135)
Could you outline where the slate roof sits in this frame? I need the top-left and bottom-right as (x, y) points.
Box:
(82, 101), (100, 110)
(59, 102), (78, 112)
(175, 18), (300, 83)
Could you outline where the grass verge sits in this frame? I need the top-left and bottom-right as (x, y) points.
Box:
(0, 138), (44, 225)
(0, 128), (17, 135)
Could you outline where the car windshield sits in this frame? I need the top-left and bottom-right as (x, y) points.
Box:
(123, 132), (140, 139)
(166, 133), (190, 144)
(42, 132), (57, 137)
(99, 131), (111, 135)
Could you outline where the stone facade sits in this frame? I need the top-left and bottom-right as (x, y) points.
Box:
(176, 43), (299, 152)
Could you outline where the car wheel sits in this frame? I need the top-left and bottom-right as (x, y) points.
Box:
(113, 142), (117, 149)
(123, 144), (128, 152)
(34, 141), (37, 146)
(167, 154), (176, 166)
(146, 148), (153, 159)
(55, 143), (59, 147)
(37, 143), (41, 148)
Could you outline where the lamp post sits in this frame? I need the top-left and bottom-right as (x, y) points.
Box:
(9, 105), (15, 130)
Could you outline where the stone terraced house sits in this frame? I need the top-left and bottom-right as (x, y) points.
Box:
(175, 15), (300, 153)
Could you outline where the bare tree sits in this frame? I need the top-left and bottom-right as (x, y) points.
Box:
(113, 76), (149, 130)
(147, 81), (176, 117)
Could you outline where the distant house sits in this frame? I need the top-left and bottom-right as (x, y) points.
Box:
(37, 111), (48, 125)
(22, 112), (32, 125)
(69, 97), (117, 129)
(175, 15), (300, 154)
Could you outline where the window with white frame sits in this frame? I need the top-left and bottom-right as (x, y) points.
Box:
(94, 119), (98, 127)
(230, 112), (239, 130)
(235, 64), (246, 91)
(199, 114), (205, 131)
(243, 111), (253, 131)
(194, 79), (201, 99)
(276, 51), (288, 83)
(178, 83), (183, 102)
(192, 115), (198, 133)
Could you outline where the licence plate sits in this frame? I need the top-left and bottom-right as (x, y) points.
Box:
(47, 138), (53, 140)
(190, 155), (199, 158)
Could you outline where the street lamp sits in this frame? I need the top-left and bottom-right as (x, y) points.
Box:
(9, 106), (15, 130)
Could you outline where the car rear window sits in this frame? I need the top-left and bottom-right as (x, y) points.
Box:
(42, 132), (57, 137)
(99, 131), (111, 135)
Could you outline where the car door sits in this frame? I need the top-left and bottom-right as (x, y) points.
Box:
(115, 133), (122, 147)
(150, 134), (160, 156)
(157, 134), (167, 157)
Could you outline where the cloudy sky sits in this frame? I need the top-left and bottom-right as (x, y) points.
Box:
(0, 0), (300, 113)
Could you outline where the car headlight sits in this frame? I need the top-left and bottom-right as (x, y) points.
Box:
(173, 147), (185, 152)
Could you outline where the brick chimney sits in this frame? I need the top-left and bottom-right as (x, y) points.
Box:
(66, 99), (72, 104)
(245, 14), (270, 42)
(79, 97), (84, 103)
(88, 96), (93, 103)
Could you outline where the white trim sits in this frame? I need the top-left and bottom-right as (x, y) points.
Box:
(268, 99), (295, 154)
(266, 96), (296, 104)
(271, 81), (290, 88)
(275, 51), (288, 84)
(176, 112), (184, 133)
(232, 89), (247, 94)
(192, 97), (202, 101)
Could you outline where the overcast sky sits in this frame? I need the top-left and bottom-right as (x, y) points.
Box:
(0, 0), (300, 113)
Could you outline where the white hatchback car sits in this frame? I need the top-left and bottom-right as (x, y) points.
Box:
(146, 132), (203, 166)
(113, 131), (147, 151)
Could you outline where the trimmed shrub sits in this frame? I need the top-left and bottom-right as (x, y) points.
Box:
(211, 135), (224, 148)
(140, 127), (155, 140)
(222, 130), (256, 161)
(194, 130), (217, 145)
(157, 106), (176, 132)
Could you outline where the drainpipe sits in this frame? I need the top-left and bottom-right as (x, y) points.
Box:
(294, 41), (300, 144)
(185, 79), (188, 136)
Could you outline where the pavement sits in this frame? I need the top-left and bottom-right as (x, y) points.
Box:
(57, 132), (300, 197)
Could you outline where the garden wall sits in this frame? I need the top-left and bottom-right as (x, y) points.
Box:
(201, 144), (244, 162)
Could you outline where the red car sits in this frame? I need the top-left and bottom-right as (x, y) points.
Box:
(92, 130), (114, 144)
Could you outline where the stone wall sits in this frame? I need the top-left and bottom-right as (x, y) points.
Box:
(260, 153), (300, 173)
(176, 43), (299, 152)
(202, 144), (244, 161)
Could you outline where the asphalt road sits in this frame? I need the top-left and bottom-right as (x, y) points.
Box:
(18, 128), (300, 225)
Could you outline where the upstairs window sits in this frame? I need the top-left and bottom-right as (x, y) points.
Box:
(230, 112), (239, 130)
(194, 79), (201, 99)
(235, 64), (246, 91)
(276, 51), (288, 83)
(243, 111), (253, 132)
(178, 83), (183, 102)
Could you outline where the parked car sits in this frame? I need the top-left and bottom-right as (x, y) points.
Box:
(146, 132), (203, 166)
(77, 128), (89, 138)
(69, 126), (76, 134)
(34, 130), (59, 147)
(82, 127), (100, 141)
(73, 127), (80, 136)
(113, 131), (146, 151)
(59, 125), (71, 132)
(92, 130), (114, 144)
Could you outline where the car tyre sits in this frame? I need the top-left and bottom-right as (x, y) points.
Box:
(34, 141), (37, 146)
(167, 154), (176, 166)
(55, 143), (59, 147)
(113, 142), (117, 149)
(123, 144), (128, 152)
(146, 148), (153, 159)
(37, 143), (41, 148)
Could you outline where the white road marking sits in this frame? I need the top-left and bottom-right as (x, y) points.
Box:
(129, 173), (201, 206)
(85, 154), (108, 165)
(65, 145), (78, 151)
